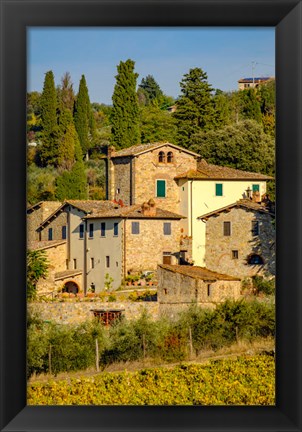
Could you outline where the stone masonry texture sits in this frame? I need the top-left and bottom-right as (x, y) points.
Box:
(204, 207), (275, 277)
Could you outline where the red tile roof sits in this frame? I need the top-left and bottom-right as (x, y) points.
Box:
(86, 204), (185, 220)
(199, 199), (275, 220)
(109, 142), (200, 158)
(158, 264), (240, 281)
(175, 159), (273, 181)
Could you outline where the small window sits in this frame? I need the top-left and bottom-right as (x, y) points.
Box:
(116, 261), (119, 267)
(167, 151), (173, 163)
(114, 222), (119, 236)
(73, 259), (77, 269)
(248, 254), (264, 265)
(215, 183), (223, 196)
(62, 225), (67, 240)
(163, 222), (171, 235)
(207, 284), (212, 297)
(66, 259), (69, 270)
(156, 180), (166, 198)
(89, 223), (94, 238)
(48, 228), (53, 241)
(90, 258), (94, 269)
(79, 224), (84, 239)
(223, 221), (231, 236)
(106, 256), (110, 268)
(164, 288), (168, 295)
(252, 220), (259, 236)
(232, 250), (239, 259)
(132, 222), (140, 235)
(116, 188), (120, 194)
(100, 222), (106, 237)
(252, 184), (260, 192)
(163, 252), (172, 265)
(158, 151), (165, 163)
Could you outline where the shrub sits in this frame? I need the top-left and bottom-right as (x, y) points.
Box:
(252, 276), (275, 296)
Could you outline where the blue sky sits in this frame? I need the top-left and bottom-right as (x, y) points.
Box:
(27, 27), (275, 105)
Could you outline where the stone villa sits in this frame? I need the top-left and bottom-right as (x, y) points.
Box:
(28, 142), (275, 302)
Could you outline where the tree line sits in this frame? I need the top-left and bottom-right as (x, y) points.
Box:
(27, 60), (275, 204)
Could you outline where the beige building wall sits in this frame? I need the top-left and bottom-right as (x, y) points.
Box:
(35, 242), (67, 294)
(133, 146), (197, 213)
(124, 218), (181, 274)
(204, 207), (275, 277)
(179, 179), (267, 266)
(157, 267), (241, 316)
(67, 207), (86, 275)
(110, 157), (132, 205)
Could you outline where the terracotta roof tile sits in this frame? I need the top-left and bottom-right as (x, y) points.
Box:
(27, 240), (66, 251)
(158, 264), (240, 281)
(54, 270), (82, 280)
(199, 199), (275, 220)
(86, 204), (185, 220)
(175, 159), (273, 180)
(110, 142), (200, 158)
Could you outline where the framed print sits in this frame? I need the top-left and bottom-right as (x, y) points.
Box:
(0, 0), (301, 431)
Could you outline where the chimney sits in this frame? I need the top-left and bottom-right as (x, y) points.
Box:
(107, 145), (116, 158)
(246, 186), (252, 199)
(141, 199), (157, 217)
(252, 190), (261, 203)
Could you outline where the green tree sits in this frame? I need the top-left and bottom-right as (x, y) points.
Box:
(138, 74), (163, 105)
(258, 80), (275, 137)
(27, 249), (49, 300)
(74, 75), (96, 159)
(173, 67), (216, 148)
(55, 160), (87, 200)
(57, 72), (75, 112)
(57, 109), (82, 170)
(238, 88), (262, 123)
(27, 164), (58, 204)
(39, 71), (58, 166)
(190, 119), (275, 176)
(140, 105), (177, 143)
(110, 59), (140, 149)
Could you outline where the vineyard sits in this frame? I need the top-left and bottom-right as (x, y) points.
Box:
(28, 354), (275, 405)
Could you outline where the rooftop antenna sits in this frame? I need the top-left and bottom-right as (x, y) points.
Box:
(252, 61), (257, 85)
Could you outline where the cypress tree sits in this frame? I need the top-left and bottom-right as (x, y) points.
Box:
(74, 75), (95, 159)
(173, 68), (216, 148)
(110, 59), (140, 149)
(138, 74), (163, 105)
(40, 71), (58, 166)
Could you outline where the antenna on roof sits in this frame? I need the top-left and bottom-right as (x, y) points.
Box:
(251, 61), (257, 85)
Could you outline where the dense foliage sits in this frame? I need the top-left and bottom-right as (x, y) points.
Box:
(27, 300), (275, 377)
(27, 64), (275, 204)
(27, 250), (49, 300)
(28, 355), (275, 405)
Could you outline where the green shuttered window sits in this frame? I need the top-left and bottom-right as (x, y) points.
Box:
(156, 180), (166, 198)
(215, 183), (223, 196)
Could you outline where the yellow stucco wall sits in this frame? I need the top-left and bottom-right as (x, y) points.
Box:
(180, 179), (267, 266)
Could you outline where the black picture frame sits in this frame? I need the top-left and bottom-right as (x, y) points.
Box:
(0, 0), (301, 431)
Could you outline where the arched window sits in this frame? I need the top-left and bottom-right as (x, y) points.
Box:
(158, 151), (165, 163)
(167, 151), (174, 163)
(247, 254), (264, 265)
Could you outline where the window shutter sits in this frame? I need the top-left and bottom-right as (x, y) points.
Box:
(216, 183), (223, 196)
(156, 180), (166, 197)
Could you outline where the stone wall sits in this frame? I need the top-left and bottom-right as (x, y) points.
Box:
(111, 157), (132, 205)
(27, 201), (61, 241)
(36, 242), (68, 294)
(133, 146), (197, 213)
(28, 301), (159, 325)
(124, 218), (181, 274)
(40, 211), (67, 241)
(204, 207), (275, 277)
(157, 267), (241, 308)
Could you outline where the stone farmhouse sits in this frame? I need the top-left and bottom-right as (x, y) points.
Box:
(33, 198), (184, 294)
(27, 142), (274, 303)
(157, 264), (241, 316)
(105, 142), (273, 266)
(199, 198), (275, 278)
